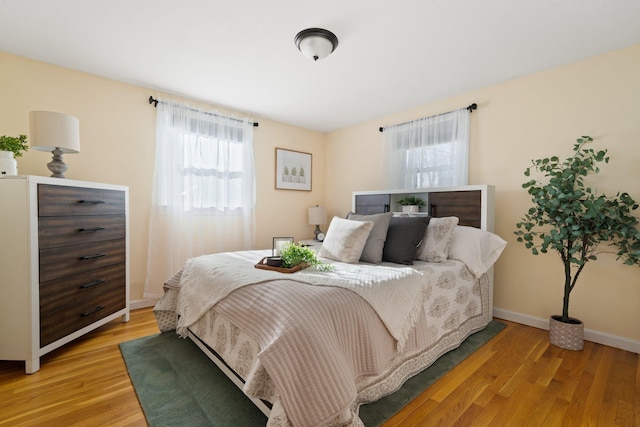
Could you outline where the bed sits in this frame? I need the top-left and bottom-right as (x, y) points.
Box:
(153, 186), (506, 427)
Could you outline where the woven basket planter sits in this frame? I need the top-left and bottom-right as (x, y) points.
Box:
(549, 315), (584, 351)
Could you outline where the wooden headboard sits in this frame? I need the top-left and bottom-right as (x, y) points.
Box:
(352, 185), (494, 231)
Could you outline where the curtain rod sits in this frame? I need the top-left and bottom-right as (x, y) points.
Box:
(378, 103), (477, 133)
(148, 96), (259, 127)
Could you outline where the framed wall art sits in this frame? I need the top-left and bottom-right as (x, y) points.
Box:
(275, 148), (312, 191)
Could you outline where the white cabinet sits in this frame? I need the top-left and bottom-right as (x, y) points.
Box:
(0, 176), (129, 373)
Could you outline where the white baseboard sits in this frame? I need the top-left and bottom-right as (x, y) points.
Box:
(493, 307), (640, 354)
(130, 298), (160, 310)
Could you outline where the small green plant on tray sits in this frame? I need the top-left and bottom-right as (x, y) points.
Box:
(280, 243), (333, 271)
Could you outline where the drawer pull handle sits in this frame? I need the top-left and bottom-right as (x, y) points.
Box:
(80, 253), (106, 260)
(78, 227), (105, 232)
(80, 279), (106, 289)
(78, 200), (106, 204)
(80, 306), (105, 317)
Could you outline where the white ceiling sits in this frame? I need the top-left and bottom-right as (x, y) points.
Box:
(1, 0), (640, 133)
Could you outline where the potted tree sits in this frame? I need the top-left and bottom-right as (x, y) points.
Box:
(0, 134), (29, 176)
(397, 195), (426, 214)
(515, 136), (640, 350)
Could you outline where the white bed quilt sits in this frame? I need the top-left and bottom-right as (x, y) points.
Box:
(154, 250), (490, 427)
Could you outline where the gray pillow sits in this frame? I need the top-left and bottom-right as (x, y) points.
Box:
(382, 216), (430, 265)
(347, 211), (393, 263)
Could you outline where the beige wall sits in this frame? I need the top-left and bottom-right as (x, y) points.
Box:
(326, 44), (640, 344)
(0, 52), (325, 302)
(2, 43), (638, 345)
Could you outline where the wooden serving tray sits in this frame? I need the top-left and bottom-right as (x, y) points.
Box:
(254, 257), (309, 273)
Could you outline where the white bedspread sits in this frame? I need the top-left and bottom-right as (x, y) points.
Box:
(157, 250), (490, 427)
(175, 250), (426, 350)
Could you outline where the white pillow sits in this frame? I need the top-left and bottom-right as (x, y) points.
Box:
(416, 216), (459, 262)
(319, 216), (375, 263)
(448, 226), (507, 277)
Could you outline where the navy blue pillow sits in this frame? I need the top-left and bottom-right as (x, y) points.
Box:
(382, 216), (430, 265)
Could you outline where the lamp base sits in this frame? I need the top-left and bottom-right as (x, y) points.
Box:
(313, 225), (323, 240)
(47, 147), (68, 178)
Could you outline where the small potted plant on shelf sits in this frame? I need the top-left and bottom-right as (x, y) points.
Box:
(0, 134), (29, 176)
(515, 136), (640, 350)
(397, 195), (426, 214)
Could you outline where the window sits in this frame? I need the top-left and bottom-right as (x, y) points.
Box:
(155, 107), (254, 212)
(144, 99), (255, 298)
(385, 108), (470, 189)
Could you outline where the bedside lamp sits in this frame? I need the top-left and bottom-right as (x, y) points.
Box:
(308, 205), (327, 240)
(30, 111), (80, 178)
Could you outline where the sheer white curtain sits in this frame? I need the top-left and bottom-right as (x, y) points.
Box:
(385, 108), (470, 189)
(143, 99), (255, 298)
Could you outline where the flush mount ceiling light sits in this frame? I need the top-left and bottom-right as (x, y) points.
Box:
(294, 28), (338, 61)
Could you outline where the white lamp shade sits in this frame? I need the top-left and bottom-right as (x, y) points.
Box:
(29, 111), (80, 153)
(308, 206), (327, 225)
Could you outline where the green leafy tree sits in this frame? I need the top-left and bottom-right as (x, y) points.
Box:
(515, 136), (640, 323)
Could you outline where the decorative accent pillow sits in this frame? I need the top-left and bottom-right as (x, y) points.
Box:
(346, 212), (393, 263)
(382, 216), (430, 265)
(448, 226), (507, 277)
(416, 216), (459, 262)
(319, 216), (375, 263)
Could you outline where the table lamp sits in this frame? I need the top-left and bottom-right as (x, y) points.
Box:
(308, 205), (327, 240)
(30, 111), (80, 178)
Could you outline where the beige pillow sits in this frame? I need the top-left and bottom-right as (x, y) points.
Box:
(416, 216), (459, 262)
(319, 216), (374, 263)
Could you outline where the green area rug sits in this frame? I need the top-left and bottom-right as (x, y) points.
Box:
(119, 320), (505, 427)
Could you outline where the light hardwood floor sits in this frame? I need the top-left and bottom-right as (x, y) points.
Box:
(0, 308), (638, 426)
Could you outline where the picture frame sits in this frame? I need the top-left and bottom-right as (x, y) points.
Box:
(272, 237), (294, 256)
(275, 148), (312, 191)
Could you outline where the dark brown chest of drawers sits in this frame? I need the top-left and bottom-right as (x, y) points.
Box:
(38, 184), (127, 347)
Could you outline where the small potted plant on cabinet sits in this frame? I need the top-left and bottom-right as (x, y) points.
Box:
(515, 136), (640, 350)
(0, 134), (29, 176)
(397, 196), (426, 214)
